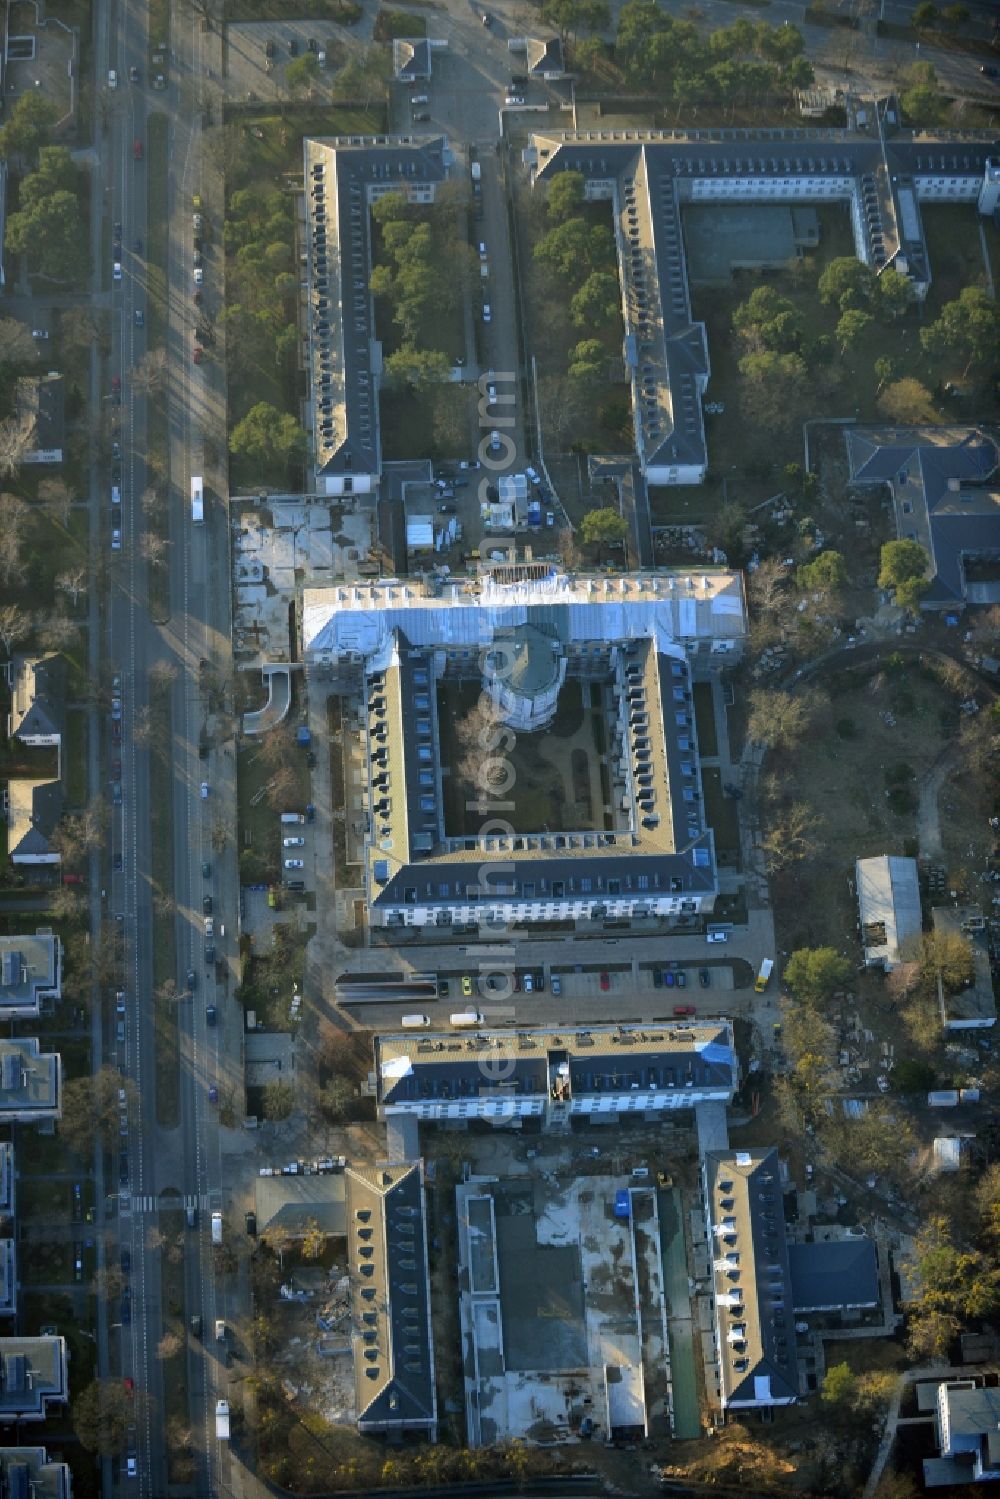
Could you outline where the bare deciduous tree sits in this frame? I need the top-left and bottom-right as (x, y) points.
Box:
(132, 348), (168, 398)
(0, 318), (38, 364)
(0, 603), (31, 656)
(761, 801), (822, 873)
(149, 659), (179, 689)
(746, 686), (823, 752)
(56, 564), (88, 607)
(0, 492), (29, 581)
(0, 418), (37, 480)
(35, 610), (80, 652)
(140, 532), (169, 568)
(141, 485), (162, 519)
(37, 476), (74, 525)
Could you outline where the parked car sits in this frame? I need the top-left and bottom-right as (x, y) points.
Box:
(699, 968), (710, 988)
(600, 972), (610, 991)
(462, 974), (473, 996)
(523, 972), (533, 993)
(282, 836), (305, 847)
(652, 968), (663, 989)
(673, 1004), (696, 1017)
(284, 858), (304, 870)
(675, 970), (687, 988)
(551, 973), (562, 996)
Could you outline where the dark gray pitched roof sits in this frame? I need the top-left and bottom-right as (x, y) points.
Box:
(346, 1164), (436, 1433)
(367, 630), (717, 916)
(303, 137), (450, 481)
(787, 1237), (879, 1312)
(704, 1148), (799, 1407)
(14, 376), (64, 455)
(377, 1022), (736, 1107)
(847, 427), (1000, 604)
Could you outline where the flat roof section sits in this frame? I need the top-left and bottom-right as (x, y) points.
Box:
(467, 1195), (498, 1296)
(495, 1182), (587, 1372)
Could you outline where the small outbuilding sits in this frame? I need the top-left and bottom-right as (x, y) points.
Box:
(856, 854), (921, 969)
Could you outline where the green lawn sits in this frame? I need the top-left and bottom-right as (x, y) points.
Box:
(236, 734), (311, 885)
(18, 1177), (73, 1221)
(227, 106), (387, 195)
(693, 681), (718, 758)
(20, 1241), (75, 1287)
(158, 1206), (194, 1482)
(702, 766), (741, 866)
(65, 708), (88, 809)
(225, 0), (361, 19)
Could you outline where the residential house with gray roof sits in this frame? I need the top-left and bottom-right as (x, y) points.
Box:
(0, 932), (62, 1018)
(392, 38), (431, 81)
(0, 1447), (71, 1499)
(6, 656), (63, 752)
(846, 427), (1000, 609)
(5, 780), (62, 867)
(345, 1162), (436, 1438)
(14, 375), (65, 466)
(0, 1338), (68, 1422)
(0, 1039), (61, 1125)
(528, 129), (1000, 485)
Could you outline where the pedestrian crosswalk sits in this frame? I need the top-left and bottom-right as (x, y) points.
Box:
(124, 1193), (205, 1216)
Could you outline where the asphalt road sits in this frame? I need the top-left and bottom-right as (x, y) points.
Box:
(95, 2), (238, 1493)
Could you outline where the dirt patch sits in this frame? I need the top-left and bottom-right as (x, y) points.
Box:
(767, 656), (988, 952)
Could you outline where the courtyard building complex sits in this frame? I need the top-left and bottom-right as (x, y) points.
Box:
(528, 130), (1000, 485)
(303, 564), (745, 928)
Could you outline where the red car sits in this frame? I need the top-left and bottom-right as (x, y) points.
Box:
(112, 375), (121, 393)
(673, 1004), (696, 1017)
(193, 346), (203, 364)
(599, 972), (610, 991)
(123, 1376), (134, 1395)
(133, 138), (143, 160)
(62, 873), (84, 886)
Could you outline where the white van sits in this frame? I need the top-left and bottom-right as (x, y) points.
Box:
(215, 1319), (226, 1342)
(401, 1014), (430, 1029)
(280, 812), (305, 825)
(211, 1211), (222, 1244)
(450, 1010), (484, 1028)
(111, 485), (121, 505)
